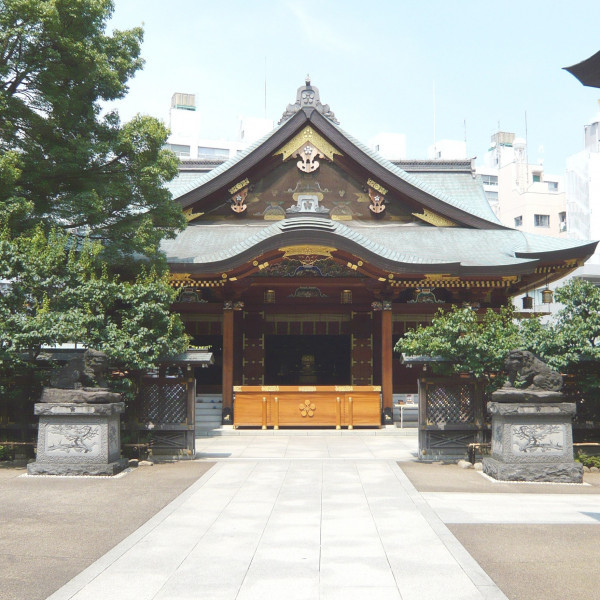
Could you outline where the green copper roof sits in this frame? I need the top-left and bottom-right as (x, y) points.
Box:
(326, 121), (500, 225)
(162, 218), (595, 275)
(165, 122), (287, 199)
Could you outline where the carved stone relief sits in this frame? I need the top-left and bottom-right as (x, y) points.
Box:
(45, 424), (101, 457)
(510, 423), (564, 455)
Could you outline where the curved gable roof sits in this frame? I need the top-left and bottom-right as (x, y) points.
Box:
(170, 107), (505, 230)
(162, 217), (597, 276)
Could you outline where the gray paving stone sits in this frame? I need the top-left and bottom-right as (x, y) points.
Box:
(48, 434), (508, 600)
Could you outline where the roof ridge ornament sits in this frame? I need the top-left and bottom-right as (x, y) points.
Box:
(279, 77), (340, 125)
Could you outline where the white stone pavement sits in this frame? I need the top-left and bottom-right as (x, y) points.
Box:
(46, 431), (597, 600)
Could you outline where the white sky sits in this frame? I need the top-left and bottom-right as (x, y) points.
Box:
(108, 0), (600, 174)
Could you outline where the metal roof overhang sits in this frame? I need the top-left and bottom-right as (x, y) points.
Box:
(166, 219), (562, 278)
(515, 241), (598, 262)
(564, 50), (600, 88)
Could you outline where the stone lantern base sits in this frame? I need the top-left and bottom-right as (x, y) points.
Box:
(483, 402), (582, 483)
(27, 402), (128, 476)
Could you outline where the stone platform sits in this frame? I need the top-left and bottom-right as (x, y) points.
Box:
(483, 401), (582, 484)
(28, 402), (127, 476)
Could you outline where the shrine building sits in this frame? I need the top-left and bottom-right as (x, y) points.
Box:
(161, 79), (596, 430)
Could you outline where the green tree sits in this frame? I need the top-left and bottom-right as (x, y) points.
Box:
(0, 1), (189, 399)
(0, 227), (188, 372)
(395, 306), (522, 387)
(553, 279), (600, 364)
(0, 0), (185, 263)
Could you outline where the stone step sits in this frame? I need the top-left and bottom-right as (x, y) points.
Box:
(195, 393), (223, 432)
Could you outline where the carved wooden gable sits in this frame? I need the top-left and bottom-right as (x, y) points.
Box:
(187, 125), (459, 227)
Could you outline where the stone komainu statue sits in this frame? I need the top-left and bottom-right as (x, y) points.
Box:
(503, 350), (563, 392)
(49, 349), (110, 389)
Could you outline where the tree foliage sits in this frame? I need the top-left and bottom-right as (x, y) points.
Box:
(553, 279), (600, 363)
(395, 306), (522, 383)
(395, 280), (600, 393)
(0, 0), (189, 395)
(0, 227), (188, 375)
(0, 0), (185, 263)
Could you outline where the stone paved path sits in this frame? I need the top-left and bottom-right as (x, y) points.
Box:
(48, 433), (507, 600)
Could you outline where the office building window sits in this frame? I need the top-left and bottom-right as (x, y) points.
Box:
(480, 174), (498, 186)
(559, 212), (567, 232)
(198, 147), (229, 159)
(532, 174), (541, 183)
(534, 214), (550, 228)
(165, 144), (190, 157)
(547, 181), (559, 192)
(514, 215), (523, 227)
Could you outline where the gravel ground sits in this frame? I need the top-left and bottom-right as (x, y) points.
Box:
(400, 460), (600, 600)
(0, 460), (214, 600)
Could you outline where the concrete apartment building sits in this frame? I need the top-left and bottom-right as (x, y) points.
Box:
(165, 92), (273, 162)
(476, 131), (566, 238)
(566, 103), (600, 277)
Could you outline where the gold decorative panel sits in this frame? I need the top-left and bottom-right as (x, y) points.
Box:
(228, 178), (250, 195)
(183, 207), (204, 222)
(366, 179), (388, 195)
(279, 245), (337, 260)
(412, 209), (457, 227)
(274, 127), (341, 162)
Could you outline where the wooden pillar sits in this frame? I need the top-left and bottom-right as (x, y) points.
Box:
(222, 304), (234, 423)
(221, 301), (243, 424)
(381, 301), (393, 424)
(185, 365), (196, 455)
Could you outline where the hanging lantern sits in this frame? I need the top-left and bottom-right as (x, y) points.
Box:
(341, 289), (353, 304)
(264, 289), (276, 304)
(522, 293), (533, 309)
(542, 287), (554, 304)
(541, 273), (553, 304)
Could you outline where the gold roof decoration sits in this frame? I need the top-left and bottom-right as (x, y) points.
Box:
(412, 209), (457, 227)
(279, 245), (337, 260)
(228, 178), (250, 195)
(274, 127), (342, 162)
(183, 207), (204, 222)
(367, 179), (388, 195)
(168, 273), (195, 287)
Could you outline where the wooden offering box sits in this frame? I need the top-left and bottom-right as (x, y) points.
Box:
(233, 386), (382, 429)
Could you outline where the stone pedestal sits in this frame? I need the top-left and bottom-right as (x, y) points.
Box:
(28, 402), (127, 476)
(483, 402), (582, 483)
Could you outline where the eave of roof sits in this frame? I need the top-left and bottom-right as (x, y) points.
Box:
(161, 217), (597, 277)
(316, 112), (501, 225)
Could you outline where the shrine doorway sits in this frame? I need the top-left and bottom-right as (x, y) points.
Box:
(264, 335), (351, 386)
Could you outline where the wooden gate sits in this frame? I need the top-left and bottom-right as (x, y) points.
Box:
(418, 376), (486, 460)
(136, 376), (196, 455)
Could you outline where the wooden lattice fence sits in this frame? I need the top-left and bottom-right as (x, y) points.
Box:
(418, 376), (487, 460)
(131, 376), (196, 455)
